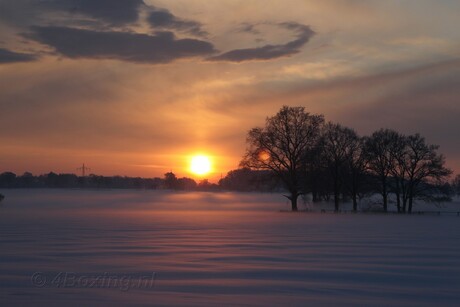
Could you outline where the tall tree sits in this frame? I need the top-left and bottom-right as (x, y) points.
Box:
(364, 129), (400, 212)
(241, 106), (324, 211)
(403, 134), (452, 212)
(388, 133), (408, 213)
(320, 123), (359, 212)
(303, 145), (329, 203)
(344, 136), (367, 212)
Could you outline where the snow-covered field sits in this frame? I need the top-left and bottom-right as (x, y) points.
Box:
(1, 189), (459, 306)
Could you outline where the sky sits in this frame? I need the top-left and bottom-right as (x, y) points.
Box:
(0, 0), (459, 180)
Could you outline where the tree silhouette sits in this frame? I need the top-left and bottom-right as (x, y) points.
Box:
(364, 129), (400, 212)
(320, 123), (366, 211)
(0, 172), (16, 188)
(177, 177), (197, 190)
(344, 136), (368, 212)
(403, 134), (451, 212)
(219, 168), (278, 192)
(163, 172), (178, 189)
(241, 106), (324, 211)
(387, 132), (408, 213)
(302, 145), (329, 202)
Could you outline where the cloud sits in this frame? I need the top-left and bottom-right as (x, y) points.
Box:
(147, 7), (208, 37)
(0, 48), (37, 64)
(26, 26), (216, 64)
(208, 22), (315, 62)
(0, 0), (145, 28)
(59, 0), (145, 25)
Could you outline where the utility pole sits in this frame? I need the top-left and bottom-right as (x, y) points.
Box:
(77, 163), (91, 177)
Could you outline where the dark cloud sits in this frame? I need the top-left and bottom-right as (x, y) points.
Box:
(0, 48), (37, 64)
(59, 0), (145, 25)
(147, 7), (208, 37)
(208, 22), (315, 62)
(26, 26), (216, 64)
(0, 0), (145, 28)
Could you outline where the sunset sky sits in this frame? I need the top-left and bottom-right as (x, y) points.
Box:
(1, 0), (459, 180)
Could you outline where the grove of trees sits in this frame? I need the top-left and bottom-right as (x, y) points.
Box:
(241, 106), (453, 212)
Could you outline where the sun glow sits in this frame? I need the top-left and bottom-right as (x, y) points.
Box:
(190, 155), (212, 176)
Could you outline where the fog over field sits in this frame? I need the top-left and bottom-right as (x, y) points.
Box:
(1, 190), (460, 306)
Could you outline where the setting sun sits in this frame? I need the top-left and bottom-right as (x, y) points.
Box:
(190, 155), (212, 176)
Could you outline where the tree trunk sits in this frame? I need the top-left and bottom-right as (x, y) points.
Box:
(291, 194), (298, 211)
(382, 190), (388, 212)
(285, 192), (299, 211)
(402, 185), (407, 213)
(352, 192), (358, 212)
(395, 179), (401, 213)
(382, 177), (388, 212)
(408, 193), (413, 213)
(334, 191), (339, 212)
(395, 193), (401, 213)
(312, 190), (318, 203)
(334, 167), (339, 212)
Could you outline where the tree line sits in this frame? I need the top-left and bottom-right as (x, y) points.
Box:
(240, 106), (454, 212)
(0, 171), (218, 191)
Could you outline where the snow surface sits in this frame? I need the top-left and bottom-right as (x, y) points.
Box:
(1, 189), (459, 306)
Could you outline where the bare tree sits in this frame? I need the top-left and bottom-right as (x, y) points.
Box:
(403, 134), (452, 212)
(364, 129), (400, 212)
(388, 133), (408, 213)
(344, 136), (367, 212)
(303, 145), (329, 203)
(320, 123), (360, 212)
(241, 106), (324, 211)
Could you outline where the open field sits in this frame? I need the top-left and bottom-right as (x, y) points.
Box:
(1, 189), (459, 306)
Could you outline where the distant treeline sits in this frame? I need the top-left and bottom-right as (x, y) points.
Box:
(0, 169), (280, 191)
(0, 171), (214, 191)
(0, 171), (161, 189)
